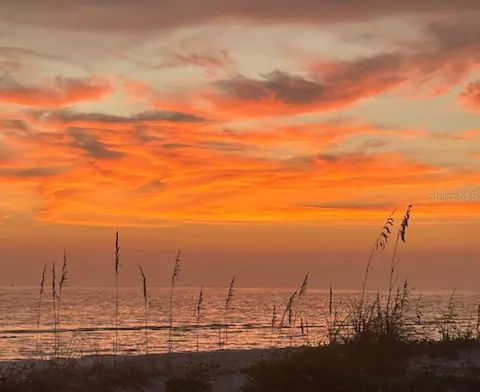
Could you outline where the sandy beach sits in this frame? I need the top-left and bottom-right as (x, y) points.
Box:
(3, 341), (480, 391)
(0, 347), (296, 391)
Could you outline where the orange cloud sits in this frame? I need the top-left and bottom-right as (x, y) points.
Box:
(1, 110), (478, 227)
(0, 76), (112, 107)
(33, 148), (478, 226)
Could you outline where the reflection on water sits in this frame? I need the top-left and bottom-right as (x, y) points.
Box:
(0, 287), (479, 360)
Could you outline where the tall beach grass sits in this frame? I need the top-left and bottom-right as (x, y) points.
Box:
(195, 286), (204, 352)
(168, 250), (181, 353)
(55, 251), (68, 356)
(114, 232), (120, 357)
(35, 264), (47, 357)
(139, 264), (149, 355)
(223, 275), (236, 347)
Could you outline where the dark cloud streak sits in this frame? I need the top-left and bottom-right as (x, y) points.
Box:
(0, 167), (61, 178)
(69, 128), (124, 159)
(212, 17), (480, 112)
(36, 109), (207, 124)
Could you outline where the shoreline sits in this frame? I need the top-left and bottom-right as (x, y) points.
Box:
(0, 345), (295, 368)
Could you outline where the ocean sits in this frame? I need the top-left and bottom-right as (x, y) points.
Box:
(1, 287), (479, 360)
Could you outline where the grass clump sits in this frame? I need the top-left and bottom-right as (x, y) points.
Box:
(347, 205), (415, 345)
(242, 341), (411, 392)
(242, 339), (480, 392)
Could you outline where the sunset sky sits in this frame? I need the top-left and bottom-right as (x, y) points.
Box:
(0, 1), (479, 289)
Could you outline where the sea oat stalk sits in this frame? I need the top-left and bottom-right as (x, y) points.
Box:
(278, 290), (297, 346)
(114, 231), (120, 357)
(326, 286), (344, 345)
(168, 250), (181, 353)
(292, 273), (309, 345)
(386, 205), (413, 332)
(300, 317), (310, 344)
(139, 265), (148, 355)
(35, 264), (47, 357)
(329, 283), (333, 317)
(475, 303), (480, 339)
(270, 305), (277, 348)
(223, 275), (236, 347)
(55, 251), (68, 355)
(195, 286), (204, 352)
(51, 262), (57, 358)
(359, 210), (395, 322)
(299, 273), (309, 299)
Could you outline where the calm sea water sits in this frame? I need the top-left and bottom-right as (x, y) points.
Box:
(1, 287), (479, 361)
